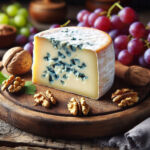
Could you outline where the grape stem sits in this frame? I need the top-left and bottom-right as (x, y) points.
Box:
(98, 11), (107, 16)
(115, 2), (124, 10)
(128, 35), (132, 40)
(107, 1), (123, 18)
(146, 25), (150, 30)
(145, 40), (150, 48)
(61, 20), (71, 27)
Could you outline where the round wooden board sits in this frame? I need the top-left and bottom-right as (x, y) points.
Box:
(0, 68), (150, 138)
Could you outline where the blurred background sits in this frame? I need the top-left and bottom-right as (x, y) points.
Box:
(1, 0), (150, 10)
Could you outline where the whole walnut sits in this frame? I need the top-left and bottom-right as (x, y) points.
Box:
(2, 47), (32, 75)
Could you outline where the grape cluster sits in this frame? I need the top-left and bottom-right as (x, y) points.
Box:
(114, 21), (150, 68)
(75, 2), (150, 69)
(0, 2), (39, 55)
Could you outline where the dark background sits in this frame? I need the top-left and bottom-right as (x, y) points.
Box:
(0, 0), (150, 11)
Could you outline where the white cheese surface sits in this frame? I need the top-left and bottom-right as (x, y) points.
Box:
(36, 27), (111, 51)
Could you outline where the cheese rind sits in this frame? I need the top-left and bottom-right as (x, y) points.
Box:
(32, 27), (115, 99)
(97, 44), (115, 97)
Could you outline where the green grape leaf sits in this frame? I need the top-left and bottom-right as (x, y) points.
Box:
(0, 72), (8, 85)
(24, 81), (36, 95)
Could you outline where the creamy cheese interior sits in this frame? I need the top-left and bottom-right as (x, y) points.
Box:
(33, 37), (98, 98)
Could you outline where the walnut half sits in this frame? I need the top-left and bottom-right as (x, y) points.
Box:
(67, 97), (90, 116)
(34, 90), (56, 108)
(111, 88), (139, 107)
(1, 75), (25, 93)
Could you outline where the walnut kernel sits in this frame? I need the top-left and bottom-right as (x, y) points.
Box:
(80, 97), (90, 115)
(34, 90), (56, 108)
(111, 88), (139, 107)
(1, 75), (25, 93)
(67, 98), (78, 116)
(67, 97), (90, 116)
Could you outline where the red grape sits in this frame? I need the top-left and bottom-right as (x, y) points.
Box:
(110, 15), (125, 30)
(108, 29), (120, 40)
(118, 49), (133, 65)
(30, 27), (38, 34)
(128, 38), (144, 55)
(77, 22), (89, 27)
(24, 42), (33, 56)
(15, 34), (28, 46)
(114, 35), (129, 50)
(88, 12), (99, 26)
(138, 55), (149, 68)
(94, 16), (111, 32)
(118, 7), (136, 24)
(147, 33), (150, 43)
(129, 22), (146, 38)
(94, 8), (104, 15)
(50, 24), (60, 29)
(144, 48), (150, 64)
(77, 10), (89, 22)
(28, 34), (34, 42)
(82, 13), (90, 26)
(144, 29), (150, 39)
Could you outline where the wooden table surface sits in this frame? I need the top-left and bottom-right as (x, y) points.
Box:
(0, 4), (149, 150)
(0, 119), (118, 150)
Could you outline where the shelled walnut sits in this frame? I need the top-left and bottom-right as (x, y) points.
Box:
(1, 75), (25, 93)
(34, 90), (56, 108)
(67, 98), (78, 116)
(111, 88), (139, 107)
(80, 97), (90, 115)
(67, 97), (90, 116)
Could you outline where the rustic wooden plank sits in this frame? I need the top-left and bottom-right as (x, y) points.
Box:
(0, 147), (53, 150)
(0, 146), (118, 150)
(0, 89), (150, 139)
(0, 120), (118, 150)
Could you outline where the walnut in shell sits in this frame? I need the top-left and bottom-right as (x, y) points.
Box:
(2, 47), (32, 75)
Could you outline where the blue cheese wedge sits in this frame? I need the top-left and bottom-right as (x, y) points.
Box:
(32, 27), (115, 99)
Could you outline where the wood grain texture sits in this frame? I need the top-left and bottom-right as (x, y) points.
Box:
(0, 68), (150, 138)
(0, 147), (118, 150)
(1, 93), (150, 139)
(0, 120), (118, 150)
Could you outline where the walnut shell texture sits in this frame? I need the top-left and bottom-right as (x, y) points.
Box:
(2, 47), (32, 75)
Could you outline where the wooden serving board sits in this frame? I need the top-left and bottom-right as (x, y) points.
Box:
(0, 67), (150, 139)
